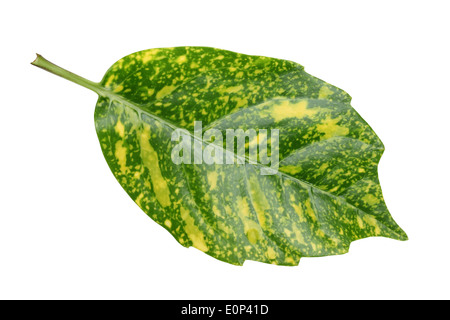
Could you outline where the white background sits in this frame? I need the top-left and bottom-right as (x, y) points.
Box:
(1, 0), (449, 300)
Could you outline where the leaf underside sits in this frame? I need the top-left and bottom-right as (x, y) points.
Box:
(93, 47), (407, 266)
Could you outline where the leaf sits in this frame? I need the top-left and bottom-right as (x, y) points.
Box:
(31, 47), (407, 266)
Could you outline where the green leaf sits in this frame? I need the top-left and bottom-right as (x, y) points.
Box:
(31, 47), (407, 266)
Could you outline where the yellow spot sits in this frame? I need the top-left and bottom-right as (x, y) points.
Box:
(267, 247), (277, 260)
(316, 116), (349, 140)
(316, 229), (326, 238)
(305, 199), (317, 221)
(114, 120), (125, 138)
(363, 215), (381, 235)
(271, 100), (318, 122)
(318, 86), (334, 99)
(147, 88), (155, 96)
(237, 198), (251, 218)
(292, 226), (305, 244)
(234, 97), (248, 108)
(218, 221), (230, 233)
(236, 71), (244, 78)
(246, 228), (260, 244)
(115, 141), (127, 174)
(291, 201), (306, 223)
(141, 49), (161, 63)
(356, 216), (364, 229)
(140, 125), (171, 207)
(212, 205), (223, 218)
(135, 193), (144, 208)
(280, 165), (302, 175)
(248, 131), (267, 148)
(190, 61), (199, 68)
(248, 176), (270, 227)
(224, 85), (243, 94)
(181, 207), (208, 252)
(176, 55), (187, 64)
(156, 85), (177, 99)
(358, 168), (365, 173)
(285, 256), (295, 264)
(113, 85), (124, 93)
(207, 171), (218, 189)
(318, 163), (329, 174)
(328, 186), (340, 193)
(362, 194), (379, 206)
(164, 219), (172, 229)
(104, 75), (115, 87)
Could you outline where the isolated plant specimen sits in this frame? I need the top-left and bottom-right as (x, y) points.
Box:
(32, 47), (407, 265)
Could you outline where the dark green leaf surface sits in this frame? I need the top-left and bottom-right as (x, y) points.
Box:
(32, 47), (407, 266)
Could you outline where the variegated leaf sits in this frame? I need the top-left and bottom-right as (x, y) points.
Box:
(32, 47), (407, 266)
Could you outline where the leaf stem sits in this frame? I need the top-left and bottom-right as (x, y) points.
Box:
(31, 54), (105, 96)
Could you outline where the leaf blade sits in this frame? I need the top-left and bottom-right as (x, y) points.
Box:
(32, 47), (407, 266)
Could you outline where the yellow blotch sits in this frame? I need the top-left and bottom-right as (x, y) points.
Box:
(292, 226), (305, 244)
(328, 186), (340, 193)
(285, 256), (296, 264)
(290, 194), (305, 223)
(271, 100), (318, 122)
(176, 55), (187, 64)
(164, 219), (172, 229)
(318, 86), (334, 99)
(147, 88), (155, 96)
(305, 199), (317, 222)
(248, 131), (267, 148)
(113, 85), (124, 93)
(141, 49), (161, 63)
(284, 228), (292, 237)
(356, 216), (364, 229)
(362, 194), (380, 206)
(232, 97), (248, 108)
(291, 202), (306, 223)
(267, 247), (277, 260)
(237, 198), (251, 218)
(114, 120), (125, 138)
(181, 207), (208, 252)
(134, 172), (141, 179)
(218, 221), (231, 234)
(318, 163), (329, 174)
(316, 116), (349, 140)
(156, 85), (177, 99)
(280, 165), (302, 175)
(363, 215), (381, 235)
(316, 229), (326, 238)
(207, 171), (219, 189)
(224, 85), (243, 94)
(248, 176), (270, 227)
(104, 75), (115, 87)
(139, 125), (171, 207)
(212, 205), (223, 218)
(246, 228), (260, 244)
(135, 193), (144, 208)
(114, 141), (128, 174)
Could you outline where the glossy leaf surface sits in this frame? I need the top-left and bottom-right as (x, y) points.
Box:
(32, 47), (407, 265)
